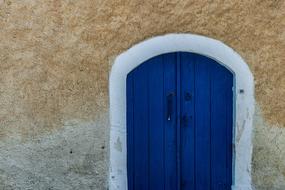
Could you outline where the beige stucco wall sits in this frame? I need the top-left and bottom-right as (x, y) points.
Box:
(0, 0), (284, 189)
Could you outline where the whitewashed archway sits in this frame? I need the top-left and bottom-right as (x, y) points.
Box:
(109, 34), (254, 190)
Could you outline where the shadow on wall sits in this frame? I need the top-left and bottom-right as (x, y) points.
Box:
(252, 105), (285, 190)
(0, 118), (108, 190)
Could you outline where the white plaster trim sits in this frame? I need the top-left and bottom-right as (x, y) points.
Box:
(109, 33), (254, 190)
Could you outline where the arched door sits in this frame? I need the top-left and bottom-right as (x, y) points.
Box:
(127, 52), (233, 190)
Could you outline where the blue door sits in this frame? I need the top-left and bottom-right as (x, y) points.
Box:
(127, 52), (233, 190)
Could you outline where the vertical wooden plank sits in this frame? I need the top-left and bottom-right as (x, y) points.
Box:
(210, 64), (232, 190)
(180, 52), (195, 190)
(127, 73), (134, 190)
(133, 63), (149, 190)
(148, 56), (165, 190)
(194, 55), (211, 190)
(163, 53), (177, 190)
(226, 71), (233, 189)
(176, 52), (181, 190)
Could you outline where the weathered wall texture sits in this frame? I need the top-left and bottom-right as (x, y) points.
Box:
(0, 0), (284, 189)
(253, 106), (285, 190)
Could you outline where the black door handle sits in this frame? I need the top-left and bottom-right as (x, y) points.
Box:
(166, 92), (174, 121)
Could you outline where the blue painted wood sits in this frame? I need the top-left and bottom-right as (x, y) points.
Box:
(226, 72), (233, 190)
(133, 63), (149, 190)
(163, 53), (177, 190)
(180, 52), (195, 189)
(127, 73), (134, 190)
(194, 55), (211, 190)
(176, 53), (181, 190)
(127, 52), (233, 190)
(210, 63), (233, 190)
(148, 56), (164, 190)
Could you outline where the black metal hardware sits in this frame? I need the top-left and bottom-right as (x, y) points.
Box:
(185, 92), (192, 101)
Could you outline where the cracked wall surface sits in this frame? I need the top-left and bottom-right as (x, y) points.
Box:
(0, 0), (284, 189)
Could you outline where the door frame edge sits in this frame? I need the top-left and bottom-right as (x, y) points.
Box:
(109, 33), (255, 190)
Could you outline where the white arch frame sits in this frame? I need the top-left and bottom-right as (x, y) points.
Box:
(109, 34), (254, 190)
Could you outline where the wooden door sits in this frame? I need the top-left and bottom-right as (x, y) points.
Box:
(127, 52), (233, 190)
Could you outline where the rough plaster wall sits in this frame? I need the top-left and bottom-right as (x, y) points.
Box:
(0, 0), (284, 189)
(252, 106), (285, 190)
(0, 117), (108, 190)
